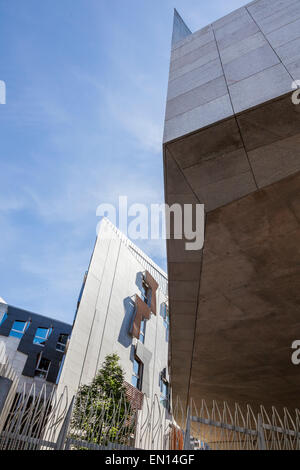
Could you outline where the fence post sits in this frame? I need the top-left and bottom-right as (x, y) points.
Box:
(183, 405), (192, 450)
(56, 396), (75, 450)
(257, 414), (266, 450)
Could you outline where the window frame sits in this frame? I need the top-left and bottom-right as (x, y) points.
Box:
(159, 372), (170, 408)
(0, 312), (7, 327)
(139, 318), (146, 344)
(33, 326), (53, 347)
(132, 355), (143, 391)
(161, 303), (169, 326)
(141, 279), (152, 307)
(56, 333), (69, 352)
(35, 353), (51, 379)
(9, 319), (31, 339)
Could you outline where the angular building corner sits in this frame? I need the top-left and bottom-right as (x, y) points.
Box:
(56, 218), (171, 413)
(163, 0), (300, 410)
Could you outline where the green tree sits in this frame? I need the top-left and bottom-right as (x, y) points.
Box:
(71, 354), (134, 447)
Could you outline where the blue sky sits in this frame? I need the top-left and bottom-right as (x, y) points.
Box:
(0, 0), (248, 324)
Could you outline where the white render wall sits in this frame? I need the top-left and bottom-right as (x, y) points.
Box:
(0, 335), (54, 395)
(57, 219), (169, 400)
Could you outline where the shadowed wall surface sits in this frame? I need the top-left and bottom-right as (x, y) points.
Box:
(190, 172), (300, 409)
(164, 0), (300, 410)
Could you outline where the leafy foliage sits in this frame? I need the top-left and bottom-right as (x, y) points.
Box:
(71, 354), (135, 447)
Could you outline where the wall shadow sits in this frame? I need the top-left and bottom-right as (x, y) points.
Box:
(118, 296), (136, 348)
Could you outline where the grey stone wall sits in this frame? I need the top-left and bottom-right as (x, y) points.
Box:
(164, 0), (300, 143)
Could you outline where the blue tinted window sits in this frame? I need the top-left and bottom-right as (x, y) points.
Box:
(139, 319), (146, 344)
(131, 375), (138, 388)
(132, 356), (143, 390)
(161, 382), (167, 398)
(12, 321), (25, 332)
(9, 320), (30, 339)
(10, 330), (23, 339)
(159, 374), (169, 408)
(133, 358), (139, 375)
(33, 327), (52, 346)
(141, 283), (147, 302)
(141, 280), (152, 307)
(0, 312), (7, 326)
(161, 304), (169, 341)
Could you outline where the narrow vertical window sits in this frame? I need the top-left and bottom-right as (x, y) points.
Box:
(35, 353), (51, 379)
(131, 356), (143, 391)
(161, 303), (169, 340)
(139, 319), (146, 344)
(56, 333), (69, 352)
(141, 279), (151, 307)
(160, 370), (169, 408)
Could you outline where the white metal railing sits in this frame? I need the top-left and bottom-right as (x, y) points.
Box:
(0, 351), (19, 433)
(185, 399), (300, 450)
(1, 380), (299, 451)
(0, 383), (69, 450)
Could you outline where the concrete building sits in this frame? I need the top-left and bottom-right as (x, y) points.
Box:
(163, 1), (300, 410)
(0, 297), (72, 397)
(57, 218), (170, 410)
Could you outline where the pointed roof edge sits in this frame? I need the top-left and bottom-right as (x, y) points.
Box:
(172, 8), (192, 47)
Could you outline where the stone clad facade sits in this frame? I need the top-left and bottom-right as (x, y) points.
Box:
(163, 0), (300, 409)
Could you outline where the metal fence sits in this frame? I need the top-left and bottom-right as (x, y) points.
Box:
(0, 383), (69, 450)
(65, 387), (176, 450)
(186, 399), (300, 450)
(0, 355), (19, 433)
(0, 382), (299, 450)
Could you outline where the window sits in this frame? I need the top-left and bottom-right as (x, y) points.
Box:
(161, 303), (169, 328)
(161, 303), (169, 341)
(35, 353), (51, 379)
(160, 371), (169, 408)
(141, 279), (151, 307)
(0, 312), (7, 326)
(131, 356), (143, 391)
(56, 333), (69, 352)
(139, 319), (146, 344)
(33, 327), (53, 346)
(9, 320), (30, 339)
